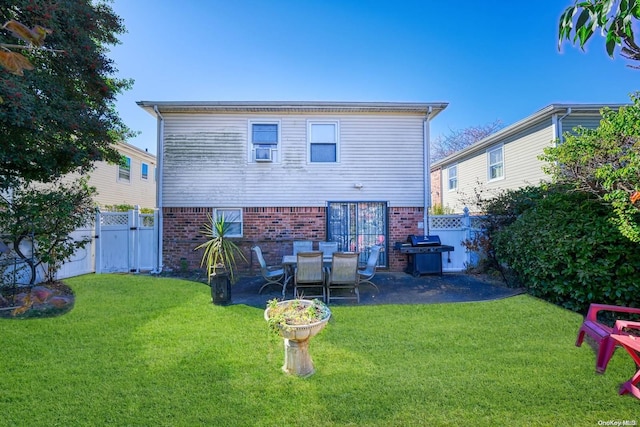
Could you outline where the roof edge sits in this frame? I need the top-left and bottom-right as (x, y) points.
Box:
(137, 100), (449, 117)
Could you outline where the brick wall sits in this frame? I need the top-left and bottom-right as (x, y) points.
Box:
(430, 168), (442, 207)
(161, 206), (423, 273)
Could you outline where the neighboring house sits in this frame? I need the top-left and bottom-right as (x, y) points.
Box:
(87, 142), (157, 210)
(430, 103), (624, 213)
(137, 101), (448, 273)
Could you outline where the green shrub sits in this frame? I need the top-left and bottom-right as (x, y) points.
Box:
(429, 203), (454, 215)
(493, 187), (640, 313)
(463, 185), (553, 279)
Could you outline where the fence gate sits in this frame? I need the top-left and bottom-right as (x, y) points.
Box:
(95, 209), (158, 273)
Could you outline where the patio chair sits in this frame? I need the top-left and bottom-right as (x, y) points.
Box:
(252, 246), (285, 294)
(326, 252), (360, 304)
(576, 303), (640, 373)
(294, 251), (326, 301)
(318, 241), (339, 258)
(357, 245), (383, 293)
(293, 240), (313, 256)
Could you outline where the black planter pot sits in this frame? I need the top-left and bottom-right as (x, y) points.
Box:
(210, 271), (231, 305)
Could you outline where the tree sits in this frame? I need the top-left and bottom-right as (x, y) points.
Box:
(431, 120), (503, 163)
(540, 92), (640, 242)
(558, 0), (640, 66)
(0, 0), (133, 190)
(0, 178), (96, 284)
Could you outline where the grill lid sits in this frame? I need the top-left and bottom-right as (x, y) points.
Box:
(408, 235), (441, 246)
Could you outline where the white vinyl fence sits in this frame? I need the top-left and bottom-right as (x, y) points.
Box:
(95, 208), (159, 274)
(1, 208), (159, 285)
(426, 207), (484, 272)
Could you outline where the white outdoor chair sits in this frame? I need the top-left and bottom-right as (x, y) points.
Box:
(252, 246), (285, 294)
(358, 245), (382, 293)
(293, 251), (326, 301)
(318, 241), (339, 258)
(293, 240), (313, 255)
(326, 252), (360, 304)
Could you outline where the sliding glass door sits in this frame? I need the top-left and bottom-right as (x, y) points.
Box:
(326, 201), (387, 267)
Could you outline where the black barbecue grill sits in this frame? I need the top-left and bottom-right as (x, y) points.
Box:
(394, 235), (455, 276)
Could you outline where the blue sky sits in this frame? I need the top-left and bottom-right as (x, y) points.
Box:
(109, 0), (639, 155)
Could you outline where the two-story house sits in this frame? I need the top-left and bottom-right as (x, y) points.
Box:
(430, 103), (624, 213)
(137, 101), (448, 273)
(88, 142), (157, 210)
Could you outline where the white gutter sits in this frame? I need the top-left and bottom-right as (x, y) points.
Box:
(152, 105), (164, 274)
(423, 106), (433, 236)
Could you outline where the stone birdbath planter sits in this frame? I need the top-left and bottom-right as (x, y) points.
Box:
(264, 298), (331, 377)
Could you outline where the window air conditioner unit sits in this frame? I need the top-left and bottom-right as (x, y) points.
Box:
(255, 147), (273, 162)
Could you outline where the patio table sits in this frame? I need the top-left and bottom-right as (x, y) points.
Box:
(281, 254), (332, 297)
(609, 333), (640, 400)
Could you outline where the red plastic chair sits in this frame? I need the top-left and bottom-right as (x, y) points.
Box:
(576, 304), (640, 373)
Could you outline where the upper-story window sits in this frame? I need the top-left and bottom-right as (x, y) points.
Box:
(308, 121), (339, 163)
(487, 145), (504, 181)
(141, 163), (149, 180)
(118, 156), (131, 182)
(447, 165), (458, 191)
(250, 121), (279, 163)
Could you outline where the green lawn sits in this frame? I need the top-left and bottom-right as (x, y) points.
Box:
(1, 274), (638, 426)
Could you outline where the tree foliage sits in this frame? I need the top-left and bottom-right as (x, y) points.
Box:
(431, 120), (503, 162)
(559, 0), (640, 66)
(0, 0), (133, 190)
(466, 184), (640, 313)
(541, 92), (640, 241)
(492, 185), (640, 313)
(0, 178), (96, 283)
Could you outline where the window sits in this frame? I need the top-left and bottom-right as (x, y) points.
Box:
(141, 163), (149, 180)
(447, 165), (458, 190)
(487, 146), (504, 181)
(213, 208), (243, 238)
(118, 156), (131, 182)
(308, 121), (338, 163)
(250, 121), (279, 162)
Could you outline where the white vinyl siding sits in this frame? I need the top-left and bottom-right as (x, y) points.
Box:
(437, 108), (617, 213)
(560, 114), (603, 140)
(161, 113), (427, 207)
(440, 121), (555, 212)
(63, 142), (157, 209)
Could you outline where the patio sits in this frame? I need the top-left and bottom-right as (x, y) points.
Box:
(230, 271), (524, 308)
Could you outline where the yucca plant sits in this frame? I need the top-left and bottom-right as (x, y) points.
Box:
(195, 213), (247, 285)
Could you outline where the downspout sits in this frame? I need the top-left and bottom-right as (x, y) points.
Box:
(152, 105), (164, 274)
(554, 107), (572, 145)
(423, 106), (433, 237)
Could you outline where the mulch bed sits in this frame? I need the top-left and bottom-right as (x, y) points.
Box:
(0, 281), (75, 319)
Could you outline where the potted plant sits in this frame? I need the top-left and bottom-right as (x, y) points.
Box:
(195, 213), (247, 305)
(264, 298), (331, 377)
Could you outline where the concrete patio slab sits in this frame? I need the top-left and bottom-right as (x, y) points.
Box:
(229, 271), (525, 308)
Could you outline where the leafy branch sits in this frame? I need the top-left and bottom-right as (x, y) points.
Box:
(0, 19), (63, 78)
(558, 0), (640, 67)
